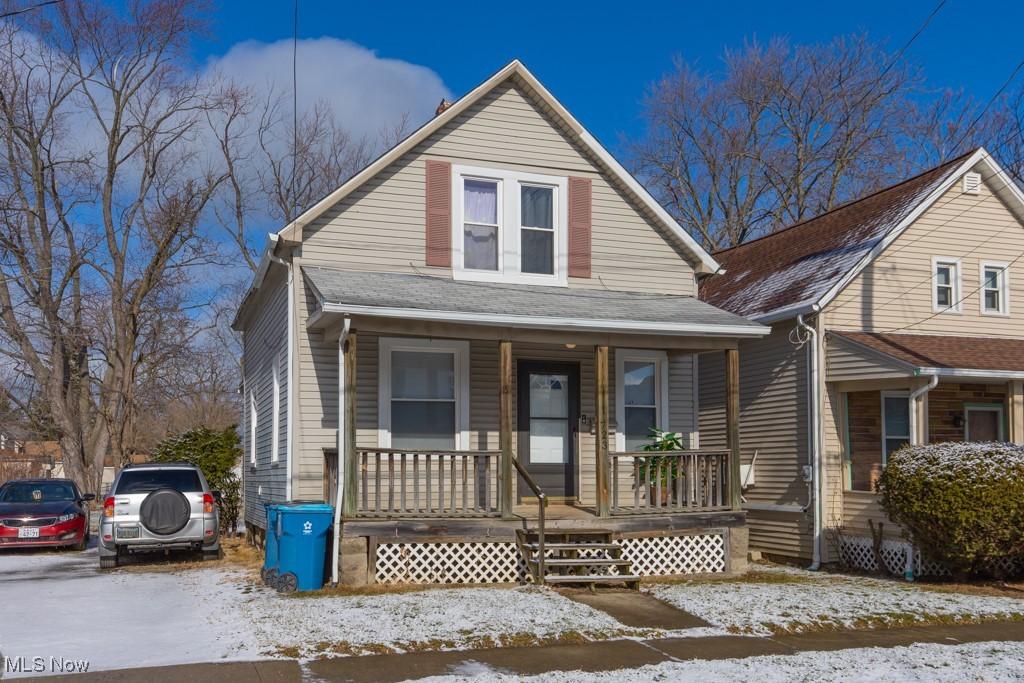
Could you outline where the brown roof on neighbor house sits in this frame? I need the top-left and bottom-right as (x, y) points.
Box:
(699, 151), (976, 318)
(832, 331), (1024, 373)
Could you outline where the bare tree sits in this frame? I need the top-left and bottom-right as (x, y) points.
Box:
(631, 35), (988, 250)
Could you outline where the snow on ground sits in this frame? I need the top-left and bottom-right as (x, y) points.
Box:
(647, 565), (1024, 635)
(403, 640), (1024, 682)
(0, 546), (260, 677)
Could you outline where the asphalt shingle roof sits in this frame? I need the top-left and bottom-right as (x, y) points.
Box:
(833, 331), (1024, 372)
(303, 267), (765, 333)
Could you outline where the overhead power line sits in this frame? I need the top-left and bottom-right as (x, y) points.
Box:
(0, 0), (62, 20)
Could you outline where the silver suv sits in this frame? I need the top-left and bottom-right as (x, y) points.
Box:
(99, 463), (220, 568)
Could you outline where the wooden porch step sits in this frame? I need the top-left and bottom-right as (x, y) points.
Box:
(542, 574), (641, 584)
(524, 542), (620, 552)
(528, 557), (630, 567)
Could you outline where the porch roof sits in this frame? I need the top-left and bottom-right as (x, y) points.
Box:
(831, 331), (1024, 379)
(303, 267), (768, 337)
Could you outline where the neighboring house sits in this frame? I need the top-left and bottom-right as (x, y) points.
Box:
(233, 60), (769, 586)
(699, 148), (1024, 572)
(0, 428), (26, 454)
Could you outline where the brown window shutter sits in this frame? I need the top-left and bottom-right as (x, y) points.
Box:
(568, 176), (592, 278)
(424, 160), (452, 267)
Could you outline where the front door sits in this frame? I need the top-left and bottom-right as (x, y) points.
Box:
(517, 361), (579, 500)
(966, 406), (1003, 441)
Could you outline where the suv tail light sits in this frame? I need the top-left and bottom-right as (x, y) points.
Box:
(203, 493), (215, 514)
(103, 496), (115, 518)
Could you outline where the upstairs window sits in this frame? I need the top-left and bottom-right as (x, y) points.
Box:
(452, 165), (567, 286)
(932, 257), (961, 313)
(981, 262), (1009, 315)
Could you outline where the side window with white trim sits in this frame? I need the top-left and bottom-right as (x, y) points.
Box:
(980, 262), (1009, 315)
(271, 355), (281, 462)
(932, 258), (961, 313)
(615, 350), (669, 451)
(249, 389), (257, 466)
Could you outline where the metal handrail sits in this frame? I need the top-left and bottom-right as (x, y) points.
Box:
(512, 456), (548, 585)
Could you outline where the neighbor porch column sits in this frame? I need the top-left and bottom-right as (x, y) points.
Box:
(595, 345), (610, 518)
(725, 348), (742, 510)
(1010, 380), (1024, 446)
(342, 330), (358, 518)
(499, 339), (514, 519)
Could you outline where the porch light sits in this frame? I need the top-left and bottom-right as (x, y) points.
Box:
(564, 343), (576, 349)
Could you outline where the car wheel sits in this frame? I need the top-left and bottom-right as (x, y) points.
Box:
(72, 535), (87, 552)
(201, 548), (221, 561)
(276, 572), (298, 593)
(99, 555), (118, 569)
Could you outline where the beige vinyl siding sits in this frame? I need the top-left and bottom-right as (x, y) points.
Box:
(825, 338), (913, 381)
(700, 322), (812, 559)
(298, 78), (698, 295)
(241, 266), (289, 528)
(827, 174), (1024, 337)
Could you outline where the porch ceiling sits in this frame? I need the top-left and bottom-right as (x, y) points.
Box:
(303, 267), (768, 338)
(830, 331), (1024, 379)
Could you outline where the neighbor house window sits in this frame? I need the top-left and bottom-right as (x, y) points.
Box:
(452, 165), (567, 285)
(249, 390), (257, 465)
(932, 257), (961, 312)
(881, 392), (910, 460)
(615, 349), (669, 451)
(964, 404), (1005, 441)
(980, 262), (1009, 315)
(271, 356), (281, 462)
(379, 338), (469, 450)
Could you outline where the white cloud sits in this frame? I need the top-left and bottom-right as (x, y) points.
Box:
(203, 38), (451, 143)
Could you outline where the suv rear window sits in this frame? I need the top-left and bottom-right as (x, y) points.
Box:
(115, 469), (202, 494)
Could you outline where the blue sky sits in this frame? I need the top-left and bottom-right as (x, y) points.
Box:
(195, 0), (1024, 155)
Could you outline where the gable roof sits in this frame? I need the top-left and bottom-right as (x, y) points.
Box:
(699, 148), (1024, 321)
(275, 59), (719, 274)
(831, 331), (1024, 376)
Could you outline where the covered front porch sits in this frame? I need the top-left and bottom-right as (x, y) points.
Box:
(304, 268), (765, 584)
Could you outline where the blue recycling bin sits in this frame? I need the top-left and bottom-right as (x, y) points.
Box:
(261, 503), (281, 586)
(275, 503), (335, 592)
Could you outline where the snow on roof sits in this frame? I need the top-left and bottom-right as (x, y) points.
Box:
(700, 151), (976, 319)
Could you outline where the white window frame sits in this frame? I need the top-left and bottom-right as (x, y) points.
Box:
(881, 391), (910, 464)
(964, 404), (1005, 441)
(614, 349), (670, 452)
(931, 256), (963, 314)
(451, 164), (568, 287)
(979, 261), (1010, 316)
(378, 337), (470, 449)
(271, 355), (281, 462)
(249, 389), (257, 466)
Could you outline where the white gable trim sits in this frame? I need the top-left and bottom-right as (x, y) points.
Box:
(817, 148), (1024, 313)
(272, 60), (719, 275)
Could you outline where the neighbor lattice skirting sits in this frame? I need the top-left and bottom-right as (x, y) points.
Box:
(835, 535), (1022, 578)
(373, 532), (728, 584)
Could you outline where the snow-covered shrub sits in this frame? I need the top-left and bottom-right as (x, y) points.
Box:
(878, 442), (1024, 578)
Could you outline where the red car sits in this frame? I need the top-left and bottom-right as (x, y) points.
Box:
(0, 479), (95, 550)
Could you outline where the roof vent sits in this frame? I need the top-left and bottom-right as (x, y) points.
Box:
(963, 171), (982, 195)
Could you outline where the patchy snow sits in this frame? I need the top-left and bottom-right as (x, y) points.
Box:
(887, 442), (1024, 478)
(403, 640), (1024, 682)
(647, 566), (1024, 635)
(0, 547), (259, 677)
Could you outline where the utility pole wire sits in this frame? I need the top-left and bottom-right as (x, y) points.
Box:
(0, 0), (62, 20)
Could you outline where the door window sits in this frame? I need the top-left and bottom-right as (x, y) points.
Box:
(528, 374), (569, 464)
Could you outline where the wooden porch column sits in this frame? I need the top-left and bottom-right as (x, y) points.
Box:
(1010, 380), (1024, 446)
(595, 345), (610, 517)
(342, 331), (358, 518)
(499, 340), (514, 519)
(725, 348), (742, 510)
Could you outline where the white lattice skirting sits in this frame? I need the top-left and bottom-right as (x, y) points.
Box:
(374, 533), (728, 584)
(837, 535), (1019, 578)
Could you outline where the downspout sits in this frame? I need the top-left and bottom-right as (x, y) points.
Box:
(268, 253), (295, 501)
(330, 317), (352, 586)
(903, 373), (937, 582)
(796, 313), (823, 570)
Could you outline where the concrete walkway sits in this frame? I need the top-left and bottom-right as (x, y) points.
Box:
(34, 620), (1024, 682)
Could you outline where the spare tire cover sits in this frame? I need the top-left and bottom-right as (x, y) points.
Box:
(140, 488), (191, 535)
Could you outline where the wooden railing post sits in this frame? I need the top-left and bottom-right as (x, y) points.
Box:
(342, 331), (359, 518)
(499, 340), (514, 519)
(725, 347), (742, 510)
(595, 345), (610, 517)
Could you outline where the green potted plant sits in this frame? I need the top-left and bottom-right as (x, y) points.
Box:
(640, 428), (684, 505)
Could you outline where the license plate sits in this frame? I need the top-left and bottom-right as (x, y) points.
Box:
(117, 526), (139, 539)
(18, 527), (40, 539)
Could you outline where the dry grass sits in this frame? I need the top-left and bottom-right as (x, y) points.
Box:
(287, 580), (521, 599)
(644, 570), (814, 587)
(112, 536), (259, 576)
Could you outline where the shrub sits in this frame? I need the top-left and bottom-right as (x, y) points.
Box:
(878, 442), (1024, 578)
(153, 426), (242, 536)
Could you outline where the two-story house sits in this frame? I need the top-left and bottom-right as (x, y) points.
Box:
(232, 61), (769, 587)
(699, 148), (1024, 574)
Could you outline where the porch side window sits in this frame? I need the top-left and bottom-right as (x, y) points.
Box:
(882, 393), (910, 459)
(981, 262), (1009, 315)
(380, 338), (470, 450)
(615, 350), (669, 451)
(462, 178), (500, 271)
(933, 258), (961, 312)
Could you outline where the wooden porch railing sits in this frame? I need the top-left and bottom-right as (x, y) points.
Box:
(610, 449), (732, 515)
(355, 449), (502, 518)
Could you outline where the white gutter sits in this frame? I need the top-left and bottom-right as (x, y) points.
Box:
(752, 300), (821, 324)
(330, 317), (352, 586)
(796, 312), (823, 571)
(917, 367), (1024, 380)
(268, 252), (295, 501)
